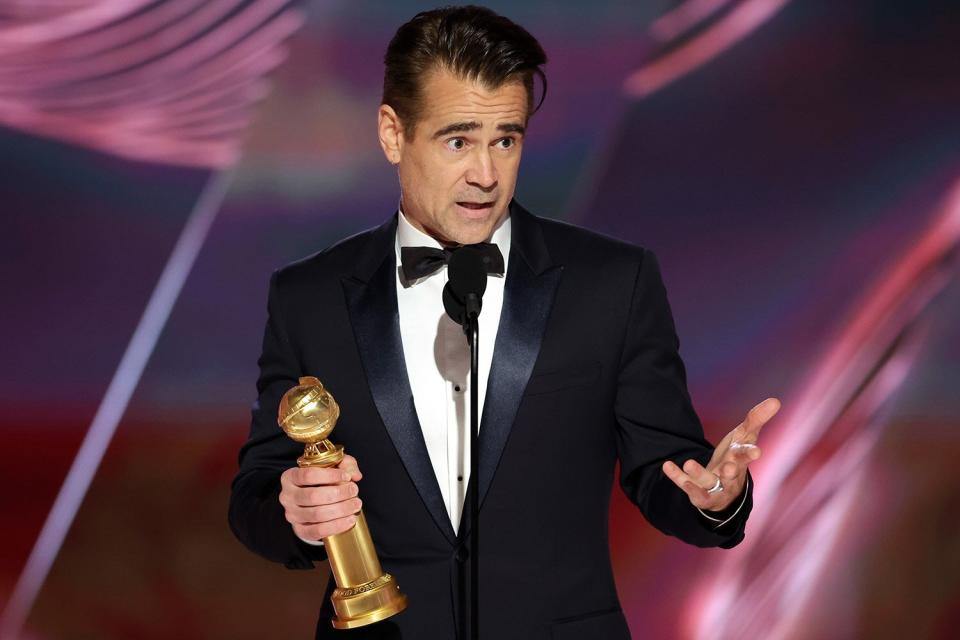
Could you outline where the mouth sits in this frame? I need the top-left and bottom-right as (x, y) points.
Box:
(456, 201), (496, 220)
(456, 201), (495, 211)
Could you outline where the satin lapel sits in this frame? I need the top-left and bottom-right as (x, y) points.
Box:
(458, 201), (563, 540)
(341, 215), (458, 545)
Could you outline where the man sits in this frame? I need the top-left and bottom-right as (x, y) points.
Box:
(229, 6), (780, 639)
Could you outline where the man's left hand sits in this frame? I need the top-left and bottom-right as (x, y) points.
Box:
(661, 397), (781, 511)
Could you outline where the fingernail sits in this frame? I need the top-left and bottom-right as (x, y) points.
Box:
(342, 472), (351, 482)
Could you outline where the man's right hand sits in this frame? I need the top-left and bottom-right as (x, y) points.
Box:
(279, 454), (363, 542)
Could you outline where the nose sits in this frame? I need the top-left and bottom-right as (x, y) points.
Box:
(465, 147), (498, 192)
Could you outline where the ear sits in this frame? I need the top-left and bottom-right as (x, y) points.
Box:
(378, 104), (404, 165)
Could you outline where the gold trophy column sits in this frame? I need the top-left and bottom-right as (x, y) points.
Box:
(278, 376), (408, 629)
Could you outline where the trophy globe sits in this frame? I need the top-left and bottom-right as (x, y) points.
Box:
(278, 376), (345, 467)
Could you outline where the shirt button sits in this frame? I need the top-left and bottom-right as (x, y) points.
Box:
(454, 385), (462, 392)
(457, 476), (463, 482)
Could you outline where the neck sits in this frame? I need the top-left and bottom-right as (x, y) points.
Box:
(399, 200), (461, 248)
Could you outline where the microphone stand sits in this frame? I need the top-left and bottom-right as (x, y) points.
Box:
(444, 253), (486, 640)
(465, 295), (480, 640)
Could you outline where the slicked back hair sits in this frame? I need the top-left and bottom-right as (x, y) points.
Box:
(383, 5), (548, 139)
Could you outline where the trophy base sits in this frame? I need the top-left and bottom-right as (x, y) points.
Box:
(330, 573), (408, 629)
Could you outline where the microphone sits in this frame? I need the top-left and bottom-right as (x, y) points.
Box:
(443, 246), (488, 328)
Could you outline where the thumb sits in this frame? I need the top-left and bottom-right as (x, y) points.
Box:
(743, 397), (781, 437)
(339, 454), (363, 480)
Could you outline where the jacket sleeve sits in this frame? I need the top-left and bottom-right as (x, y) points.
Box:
(228, 270), (328, 569)
(614, 248), (752, 548)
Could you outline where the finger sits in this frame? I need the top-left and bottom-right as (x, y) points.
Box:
(739, 397), (781, 441)
(338, 454), (363, 480)
(280, 466), (298, 493)
(718, 460), (741, 484)
(729, 442), (763, 457)
(293, 515), (358, 541)
(683, 458), (746, 510)
(662, 460), (710, 506)
(293, 466), (355, 487)
(294, 481), (359, 507)
(286, 497), (363, 525)
(681, 459), (720, 490)
(720, 442), (763, 471)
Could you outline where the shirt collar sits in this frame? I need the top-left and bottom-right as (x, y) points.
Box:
(395, 203), (512, 282)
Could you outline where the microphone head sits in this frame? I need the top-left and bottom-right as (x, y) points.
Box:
(447, 246), (488, 299)
(443, 282), (466, 326)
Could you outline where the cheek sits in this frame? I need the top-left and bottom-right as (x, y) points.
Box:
(417, 153), (461, 192)
(496, 155), (521, 186)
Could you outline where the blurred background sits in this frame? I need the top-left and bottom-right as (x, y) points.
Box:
(2, 0), (958, 638)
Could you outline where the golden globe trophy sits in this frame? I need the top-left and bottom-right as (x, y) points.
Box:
(278, 376), (408, 629)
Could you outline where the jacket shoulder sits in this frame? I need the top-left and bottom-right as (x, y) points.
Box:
(534, 213), (649, 268)
(272, 221), (389, 292)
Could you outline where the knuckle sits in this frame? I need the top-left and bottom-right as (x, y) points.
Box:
(293, 466), (308, 484)
(305, 467), (326, 485)
(300, 467), (325, 486)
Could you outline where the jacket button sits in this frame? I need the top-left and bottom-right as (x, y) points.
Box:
(455, 547), (469, 563)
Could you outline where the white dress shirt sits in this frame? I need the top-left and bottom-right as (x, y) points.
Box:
(395, 208), (510, 531)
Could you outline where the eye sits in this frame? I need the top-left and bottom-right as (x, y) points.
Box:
(495, 137), (516, 150)
(445, 137), (467, 151)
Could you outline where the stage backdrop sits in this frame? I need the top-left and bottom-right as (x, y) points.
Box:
(2, 1), (958, 638)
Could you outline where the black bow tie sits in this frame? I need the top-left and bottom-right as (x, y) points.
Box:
(400, 243), (505, 281)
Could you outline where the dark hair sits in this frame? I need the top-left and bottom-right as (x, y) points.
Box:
(383, 5), (548, 138)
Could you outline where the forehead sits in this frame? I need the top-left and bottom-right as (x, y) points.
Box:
(417, 68), (528, 127)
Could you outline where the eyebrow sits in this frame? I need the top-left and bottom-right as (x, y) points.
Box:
(431, 121), (526, 138)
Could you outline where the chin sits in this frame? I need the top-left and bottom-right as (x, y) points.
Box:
(448, 208), (504, 244)
(450, 223), (496, 246)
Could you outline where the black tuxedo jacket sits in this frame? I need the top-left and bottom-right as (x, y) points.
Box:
(229, 200), (752, 639)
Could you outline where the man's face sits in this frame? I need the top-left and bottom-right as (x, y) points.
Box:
(382, 68), (528, 246)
